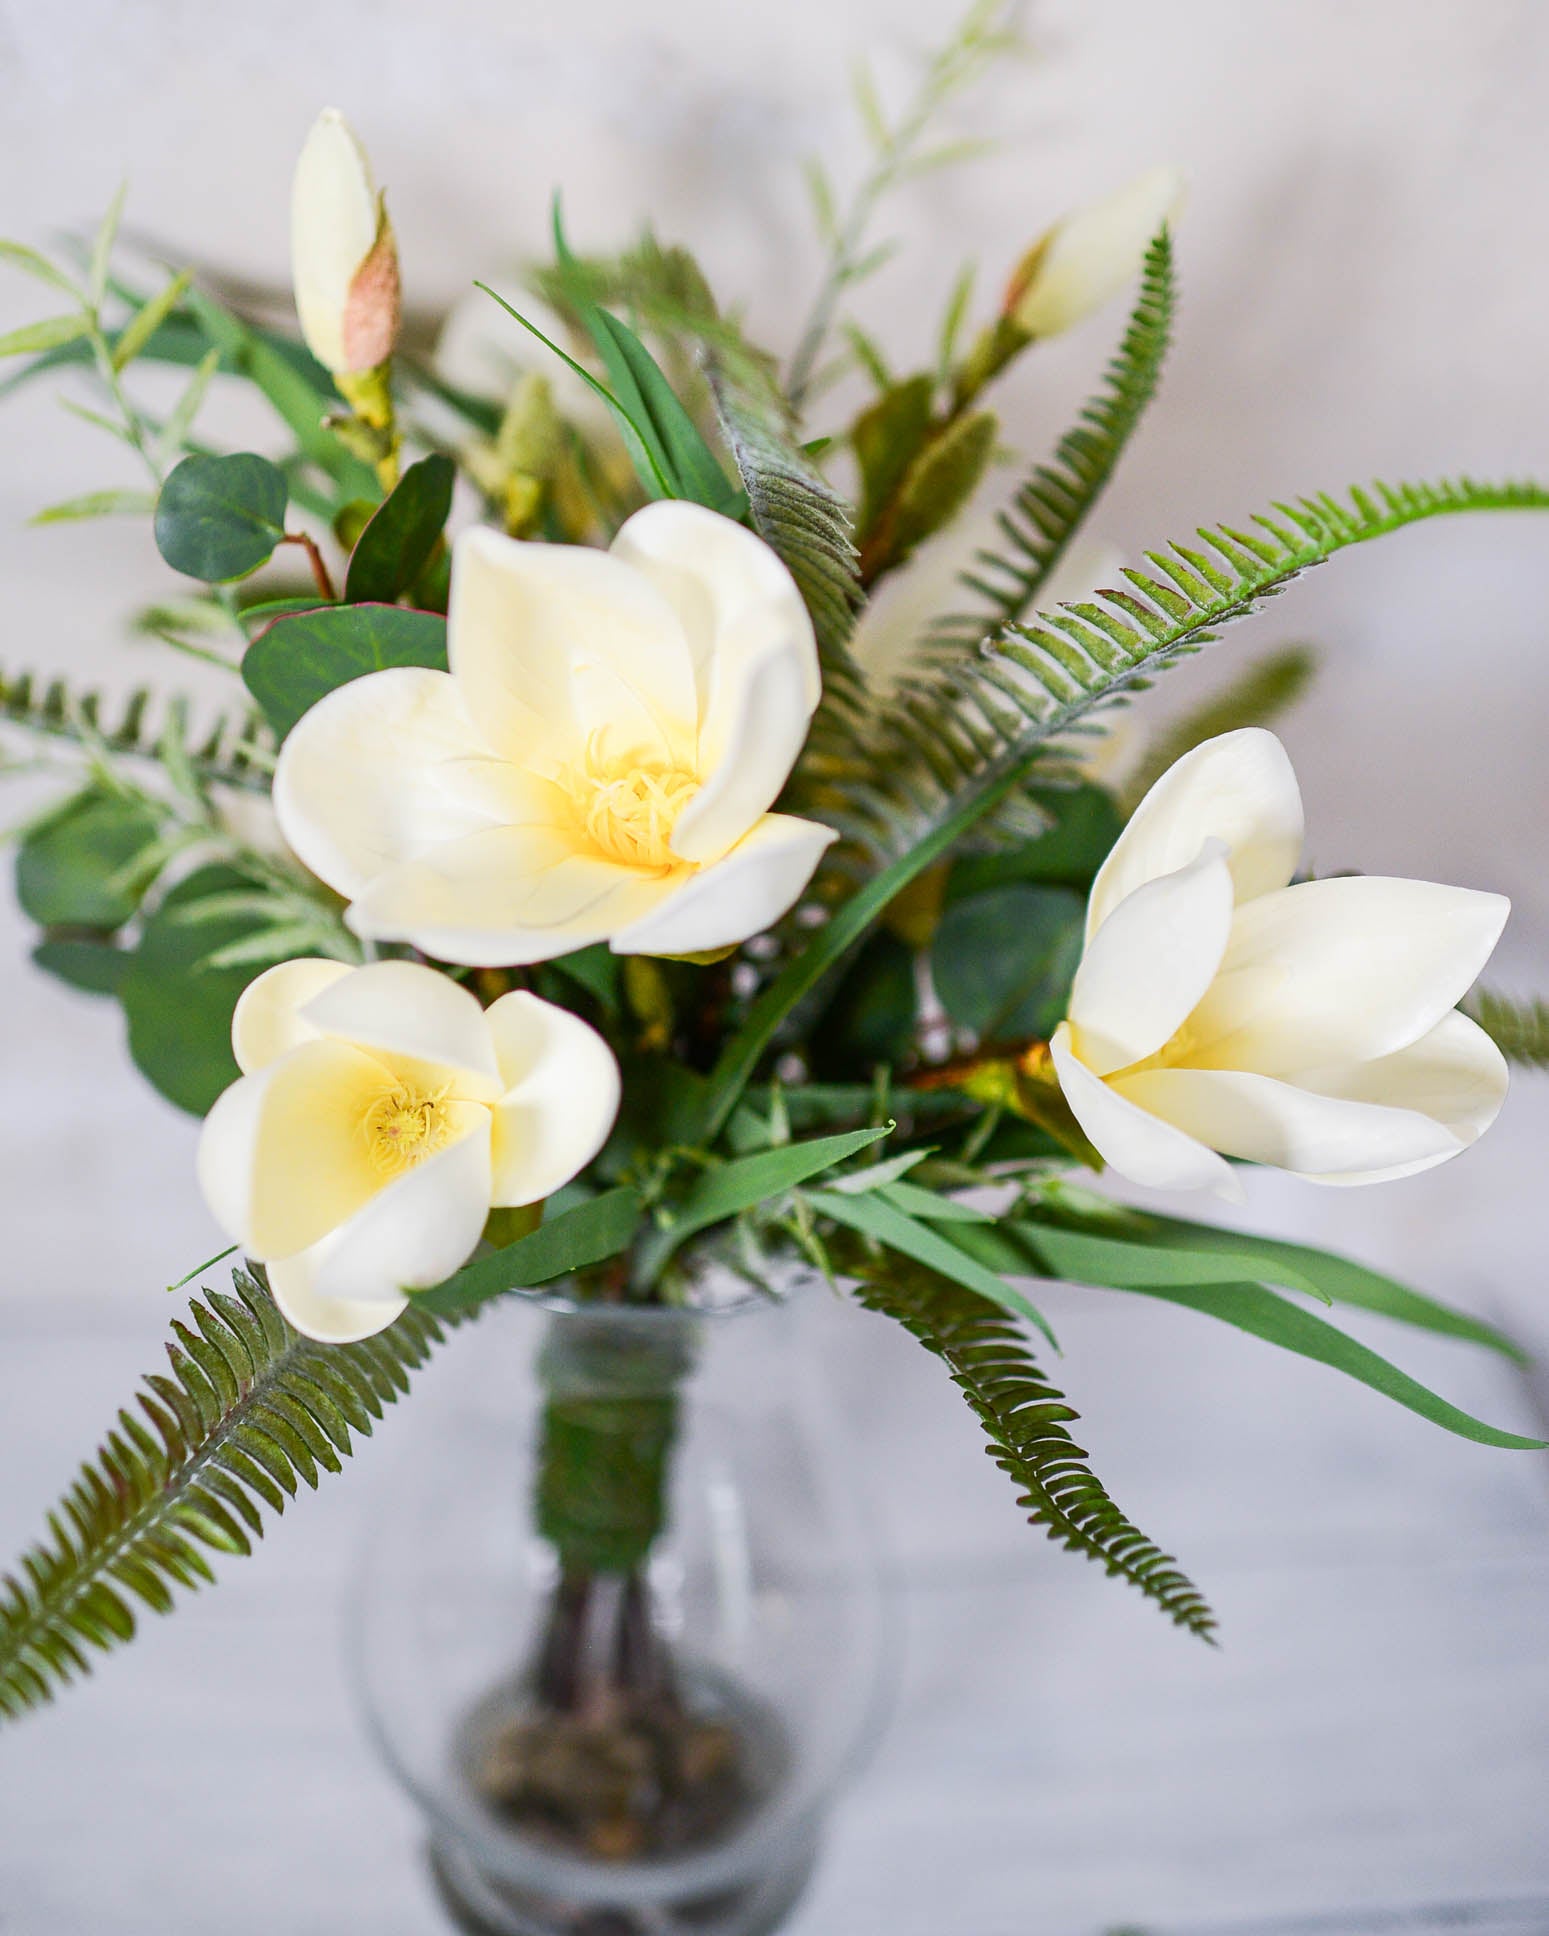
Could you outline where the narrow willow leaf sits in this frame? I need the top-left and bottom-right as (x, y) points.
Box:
(0, 314), (90, 358)
(1105, 1279), (1544, 1450)
(112, 268), (192, 373)
(31, 489), (156, 525)
(157, 347), (221, 464)
(242, 604), (447, 741)
(0, 240), (79, 297)
(809, 1185), (1057, 1345)
(89, 182), (128, 306)
(419, 1188), (643, 1316)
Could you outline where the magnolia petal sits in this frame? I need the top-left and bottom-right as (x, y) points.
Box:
(266, 1116), (493, 1337)
(1087, 728), (1303, 939)
(485, 991), (622, 1205)
(1050, 1023), (1242, 1199)
(1187, 875), (1510, 1076)
(1294, 1009), (1509, 1183)
(273, 666), (494, 901)
(671, 636), (816, 864)
(1012, 166), (1185, 339)
(610, 813), (836, 958)
(300, 959), (501, 1097)
(197, 1039), (391, 1258)
(291, 109), (379, 375)
(231, 957), (354, 1074)
(347, 823), (678, 966)
(1112, 1064), (1463, 1180)
(1068, 839), (1234, 1077)
(610, 501), (820, 715)
(448, 526), (697, 774)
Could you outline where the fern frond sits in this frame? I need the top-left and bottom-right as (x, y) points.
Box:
(0, 665), (272, 793)
(706, 355), (863, 668)
(0, 1269), (446, 1721)
(932, 227), (1176, 656)
(1465, 988), (1549, 1069)
(850, 1258), (1216, 1639)
(1119, 642), (1316, 810)
(826, 476), (1549, 871)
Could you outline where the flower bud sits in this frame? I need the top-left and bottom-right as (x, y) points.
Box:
(290, 108), (401, 376)
(1004, 166), (1185, 340)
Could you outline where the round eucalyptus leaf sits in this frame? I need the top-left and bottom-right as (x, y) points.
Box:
(154, 452), (288, 582)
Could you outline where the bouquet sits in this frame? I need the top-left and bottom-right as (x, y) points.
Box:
(1, 4), (1544, 1908)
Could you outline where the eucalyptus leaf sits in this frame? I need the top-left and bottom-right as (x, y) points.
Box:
(31, 936), (131, 997)
(932, 882), (1084, 1040)
(946, 783), (1123, 900)
(242, 604), (447, 740)
(419, 1188), (643, 1316)
(154, 452), (288, 582)
(15, 787), (163, 930)
(343, 453), (455, 605)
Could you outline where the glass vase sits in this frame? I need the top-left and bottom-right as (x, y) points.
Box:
(351, 1274), (899, 1936)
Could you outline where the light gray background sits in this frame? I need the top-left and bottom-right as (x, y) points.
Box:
(1, 2), (1548, 1931)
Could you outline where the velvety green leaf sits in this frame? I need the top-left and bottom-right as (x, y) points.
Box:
(343, 453), (456, 605)
(419, 1188), (643, 1316)
(31, 937), (131, 997)
(154, 453), (288, 582)
(932, 882), (1085, 1039)
(15, 788), (162, 929)
(242, 604), (447, 740)
(946, 783), (1123, 899)
(885, 407), (998, 565)
(1104, 1279), (1545, 1451)
(119, 867), (276, 1116)
(1096, 1207), (1529, 1363)
(809, 1186), (1056, 1345)
(0, 314), (89, 358)
(852, 374), (934, 535)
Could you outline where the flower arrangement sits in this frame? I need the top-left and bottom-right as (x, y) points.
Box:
(0, 1), (1545, 1892)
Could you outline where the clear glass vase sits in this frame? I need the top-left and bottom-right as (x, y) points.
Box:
(351, 1274), (899, 1936)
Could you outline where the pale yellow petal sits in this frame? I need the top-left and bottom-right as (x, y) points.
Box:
(1050, 1023), (1241, 1199)
(230, 958), (353, 1074)
(300, 959), (500, 1097)
(485, 991), (621, 1205)
(670, 636), (815, 863)
(610, 813), (835, 958)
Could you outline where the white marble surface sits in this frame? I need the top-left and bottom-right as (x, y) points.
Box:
(2, 1), (1549, 1929)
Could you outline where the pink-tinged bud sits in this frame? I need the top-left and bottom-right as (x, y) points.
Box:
(291, 108), (401, 376)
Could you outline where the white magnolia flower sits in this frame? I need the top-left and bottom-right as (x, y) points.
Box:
(197, 958), (619, 1342)
(1050, 729), (1509, 1199)
(291, 108), (400, 375)
(1006, 166), (1185, 340)
(274, 503), (836, 965)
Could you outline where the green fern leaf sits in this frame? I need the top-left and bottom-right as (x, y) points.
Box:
(933, 227), (1176, 653)
(1465, 988), (1549, 1069)
(0, 1269), (446, 1722)
(0, 664), (271, 794)
(834, 475), (1549, 870)
(704, 353), (863, 668)
(850, 1257), (1216, 1640)
(1119, 642), (1316, 810)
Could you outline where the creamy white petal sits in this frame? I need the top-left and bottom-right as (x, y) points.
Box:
(1087, 728), (1303, 938)
(291, 109), (379, 374)
(485, 991), (621, 1205)
(1067, 839), (1234, 1077)
(448, 525), (696, 773)
(196, 1039), (391, 1258)
(300, 959), (500, 1096)
(267, 1115), (493, 1332)
(1187, 876), (1510, 1076)
(347, 824), (679, 966)
(1050, 1023), (1242, 1199)
(1112, 1064), (1463, 1179)
(610, 813), (836, 958)
(266, 1257), (407, 1344)
(671, 636), (815, 864)
(610, 501), (820, 716)
(273, 666), (494, 900)
(1293, 1009), (1509, 1183)
(1012, 166), (1186, 339)
(231, 958), (354, 1074)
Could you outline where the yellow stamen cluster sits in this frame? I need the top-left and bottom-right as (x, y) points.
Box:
(576, 755), (698, 871)
(361, 1082), (453, 1177)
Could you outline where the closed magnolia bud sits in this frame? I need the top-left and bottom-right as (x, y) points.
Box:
(1004, 166), (1185, 340)
(290, 108), (401, 376)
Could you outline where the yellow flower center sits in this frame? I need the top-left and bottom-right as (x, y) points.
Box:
(575, 752), (699, 872)
(361, 1082), (455, 1177)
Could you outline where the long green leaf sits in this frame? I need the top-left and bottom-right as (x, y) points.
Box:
(0, 314), (89, 358)
(1020, 1221), (1330, 1304)
(1100, 1279), (1544, 1450)
(418, 1188), (642, 1316)
(809, 1185), (1056, 1345)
